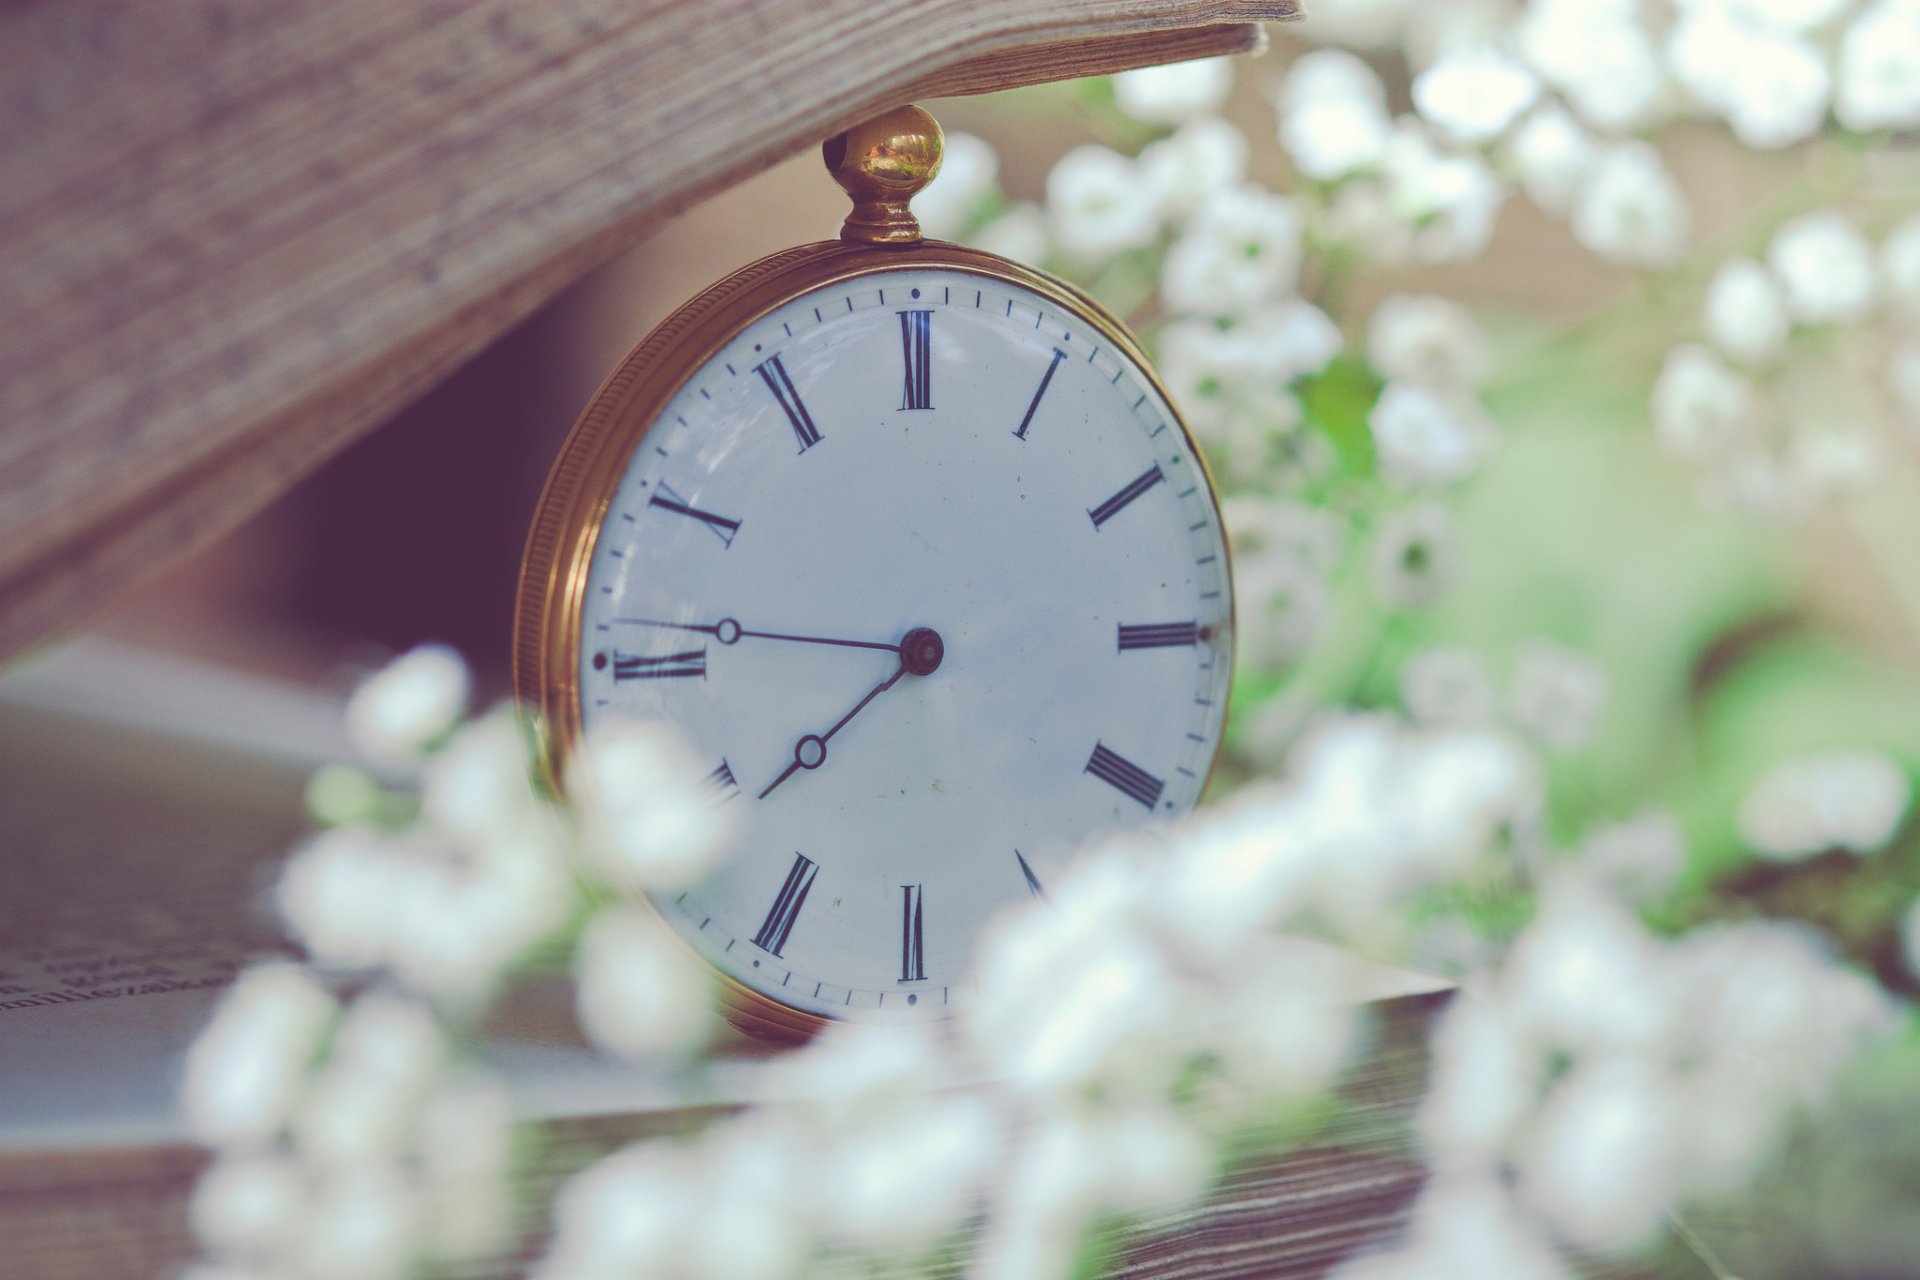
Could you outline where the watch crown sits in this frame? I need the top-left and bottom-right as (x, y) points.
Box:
(823, 105), (944, 246)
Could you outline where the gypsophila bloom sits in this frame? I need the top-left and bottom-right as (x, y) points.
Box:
(1224, 494), (1344, 576)
(1769, 212), (1878, 324)
(1275, 50), (1393, 182)
(1518, 0), (1663, 132)
(1670, 13), (1831, 150)
(294, 990), (444, 1165)
(1236, 550), (1332, 666)
(1369, 381), (1496, 485)
(1112, 55), (1233, 124)
(1704, 256), (1791, 364)
(191, 1150), (305, 1257)
(1652, 343), (1755, 461)
(1368, 294), (1489, 389)
(1413, 46), (1540, 144)
(568, 716), (736, 893)
(1506, 103), (1592, 215)
(1046, 144), (1158, 259)
(1161, 184), (1303, 315)
(1139, 117), (1249, 223)
(1571, 141), (1689, 268)
(1401, 646), (1499, 729)
(1516, 1057), (1676, 1249)
(575, 906), (716, 1060)
(183, 961), (337, 1146)
(912, 130), (996, 240)
(971, 201), (1048, 264)
(345, 643), (469, 770)
(1371, 503), (1459, 610)
(1380, 123), (1506, 264)
(1737, 747), (1912, 860)
(1509, 639), (1607, 752)
(1836, 0), (1920, 132)
(1577, 810), (1685, 905)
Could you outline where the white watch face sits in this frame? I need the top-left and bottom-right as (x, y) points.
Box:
(576, 263), (1232, 1021)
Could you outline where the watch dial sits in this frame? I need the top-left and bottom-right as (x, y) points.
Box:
(576, 264), (1232, 1021)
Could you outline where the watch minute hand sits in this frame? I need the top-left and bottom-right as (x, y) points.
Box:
(612, 615), (901, 654)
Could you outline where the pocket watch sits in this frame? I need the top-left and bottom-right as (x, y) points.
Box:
(516, 106), (1233, 1037)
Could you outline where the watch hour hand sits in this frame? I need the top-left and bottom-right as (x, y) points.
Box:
(756, 627), (945, 800)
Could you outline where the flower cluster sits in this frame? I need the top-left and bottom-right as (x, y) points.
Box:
(1656, 210), (1920, 515)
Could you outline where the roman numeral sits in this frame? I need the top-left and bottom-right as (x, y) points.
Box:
(898, 310), (932, 411)
(650, 481), (740, 547)
(751, 853), (817, 957)
(611, 649), (706, 680)
(1014, 347), (1068, 440)
(1118, 621), (1201, 651)
(1087, 464), (1165, 529)
(755, 354), (822, 451)
(1085, 742), (1164, 810)
(899, 883), (925, 982)
(702, 759), (740, 803)
(1014, 849), (1047, 900)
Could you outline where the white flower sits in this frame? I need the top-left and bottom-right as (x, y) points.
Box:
(914, 130), (996, 240)
(190, 1151), (304, 1255)
(1045, 145), (1157, 258)
(1506, 104), (1592, 214)
(1223, 495), (1344, 575)
(1367, 294), (1488, 389)
(1341, 1177), (1569, 1280)
(1518, 0), (1664, 132)
(1719, 0), (1854, 33)
(419, 710), (550, 851)
(1401, 646), (1498, 729)
(1652, 343), (1755, 460)
(1235, 551), (1331, 666)
(574, 907), (715, 1060)
(297, 1164), (419, 1280)
(1578, 810), (1685, 904)
(1276, 50), (1393, 181)
(183, 962), (336, 1146)
(812, 1094), (999, 1251)
(1836, 0), (1920, 132)
(1160, 185), (1302, 315)
(417, 1073), (517, 1259)
(1703, 256), (1790, 364)
(1504, 875), (1669, 1055)
(1157, 319), (1303, 470)
(568, 716), (734, 894)
(345, 644), (469, 770)
(1368, 381), (1495, 485)
(295, 991), (444, 1164)
(971, 201), (1048, 263)
(1139, 117), (1248, 223)
(1241, 296), (1345, 381)
(1371, 503), (1459, 610)
(1880, 212), (1920, 320)
(1413, 46), (1540, 144)
(1768, 211), (1878, 324)
(1516, 1058), (1677, 1250)
(1381, 124), (1506, 264)
(1113, 55), (1233, 123)
(1785, 420), (1879, 501)
(1418, 995), (1541, 1172)
(279, 826), (406, 970)
(1571, 141), (1689, 268)
(1670, 15), (1832, 149)
(1737, 748), (1912, 860)
(1509, 639), (1607, 752)
(540, 1143), (697, 1278)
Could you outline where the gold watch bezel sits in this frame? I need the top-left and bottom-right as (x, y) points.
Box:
(513, 237), (1235, 1040)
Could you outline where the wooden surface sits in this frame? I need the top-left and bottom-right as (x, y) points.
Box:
(0, 0), (1297, 661)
